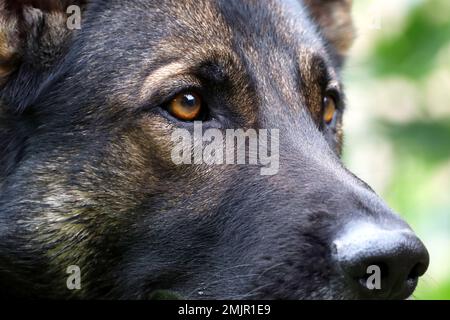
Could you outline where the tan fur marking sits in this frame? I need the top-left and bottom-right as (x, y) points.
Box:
(0, 2), (20, 82)
(141, 62), (189, 96)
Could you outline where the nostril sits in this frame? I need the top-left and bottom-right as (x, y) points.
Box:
(376, 262), (389, 279)
(375, 262), (389, 280)
(356, 261), (389, 289)
(408, 261), (428, 281)
(357, 261), (389, 279)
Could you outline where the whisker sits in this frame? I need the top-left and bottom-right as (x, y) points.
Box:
(186, 271), (258, 298)
(221, 283), (274, 300)
(256, 262), (286, 281)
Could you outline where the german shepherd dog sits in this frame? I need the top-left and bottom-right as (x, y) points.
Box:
(0, 0), (429, 299)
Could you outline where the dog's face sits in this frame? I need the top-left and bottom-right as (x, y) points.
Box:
(0, 0), (429, 299)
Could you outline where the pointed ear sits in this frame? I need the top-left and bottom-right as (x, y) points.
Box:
(0, 1), (20, 83)
(303, 0), (355, 61)
(0, 0), (86, 86)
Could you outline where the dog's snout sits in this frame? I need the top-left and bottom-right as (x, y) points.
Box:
(333, 223), (429, 299)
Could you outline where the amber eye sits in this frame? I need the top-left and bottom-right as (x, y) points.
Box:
(323, 95), (337, 125)
(167, 92), (203, 121)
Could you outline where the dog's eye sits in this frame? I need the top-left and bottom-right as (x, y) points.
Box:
(323, 95), (337, 125)
(167, 92), (203, 121)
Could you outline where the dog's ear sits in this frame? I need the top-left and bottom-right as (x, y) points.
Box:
(0, 1), (86, 177)
(0, 0), (20, 84)
(303, 0), (355, 60)
(0, 0), (86, 87)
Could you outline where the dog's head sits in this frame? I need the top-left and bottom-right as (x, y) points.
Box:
(0, 0), (428, 299)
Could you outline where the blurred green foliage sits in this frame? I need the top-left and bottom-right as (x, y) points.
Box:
(370, 0), (450, 79)
(345, 0), (450, 300)
(379, 119), (450, 166)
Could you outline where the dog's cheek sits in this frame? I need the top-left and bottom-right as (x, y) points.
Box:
(136, 117), (190, 171)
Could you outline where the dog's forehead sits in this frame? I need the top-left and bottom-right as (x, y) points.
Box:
(103, 0), (325, 55)
(214, 0), (322, 46)
(203, 0), (319, 49)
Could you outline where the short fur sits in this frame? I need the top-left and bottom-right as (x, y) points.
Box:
(0, 0), (420, 299)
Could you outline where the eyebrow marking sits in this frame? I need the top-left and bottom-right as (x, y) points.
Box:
(141, 61), (189, 97)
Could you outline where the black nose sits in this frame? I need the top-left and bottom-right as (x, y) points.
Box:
(333, 223), (429, 299)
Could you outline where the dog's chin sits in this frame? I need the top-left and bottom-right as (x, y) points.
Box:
(147, 291), (415, 300)
(147, 287), (352, 300)
(146, 278), (419, 300)
(148, 290), (185, 300)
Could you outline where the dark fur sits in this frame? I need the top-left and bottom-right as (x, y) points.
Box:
(0, 0), (419, 299)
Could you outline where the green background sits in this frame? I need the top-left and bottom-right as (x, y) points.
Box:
(344, 0), (450, 299)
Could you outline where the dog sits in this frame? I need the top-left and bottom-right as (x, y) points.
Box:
(0, 0), (429, 299)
